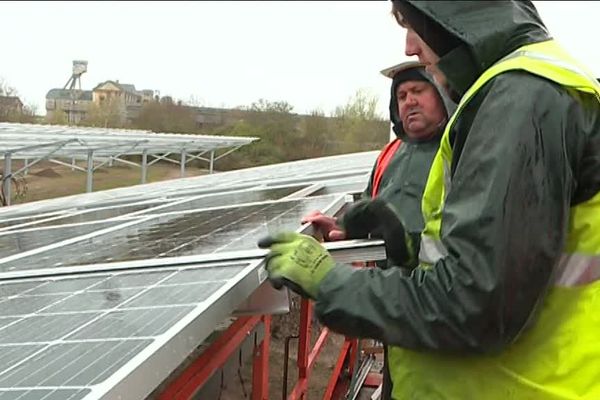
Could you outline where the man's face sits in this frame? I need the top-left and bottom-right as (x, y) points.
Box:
(404, 28), (447, 90)
(396, 80), (446, 140)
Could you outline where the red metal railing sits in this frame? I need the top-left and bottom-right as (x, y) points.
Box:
(158, 314), (271, 400)
(285, 297), (359, 400)
(286, 260), (385, 400)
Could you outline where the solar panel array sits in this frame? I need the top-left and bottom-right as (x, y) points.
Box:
(0, 150), (379, 399)
(0, 123), (258, 158)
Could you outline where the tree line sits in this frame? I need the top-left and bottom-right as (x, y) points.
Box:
(208, 91), (389, 170)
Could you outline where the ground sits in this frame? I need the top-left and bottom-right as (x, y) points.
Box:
(7, 159), (207, 205)
(267, 294), (347, 400)
(6, 160), (350, 399)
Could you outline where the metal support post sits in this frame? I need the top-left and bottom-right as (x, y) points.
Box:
(108, 156), (113, 167)
(71, 157), (76, 171)
(180, 150), (186, 178)
(209, 150), (215, 174)
(287, 298), (313, 400)
(86, 150), (94, 193)
(251, 315), (271, 400)
(323, 339), (354, 400)
(141, 149), (148, 184)
(23, 158), (28, 176)
(3, 153), (12, 206)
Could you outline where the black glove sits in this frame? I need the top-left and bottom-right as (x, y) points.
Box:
(340, 199), (380, 239)
(368, 198), (417, 268)
(342, 198), (417, 268)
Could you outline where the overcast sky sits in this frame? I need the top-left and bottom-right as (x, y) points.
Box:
(1, 1), (599, 118)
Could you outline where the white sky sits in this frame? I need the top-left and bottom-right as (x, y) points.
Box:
(1, 1), (599, 118)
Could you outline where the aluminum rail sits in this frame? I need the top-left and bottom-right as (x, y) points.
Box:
(0, 238), (386, 281)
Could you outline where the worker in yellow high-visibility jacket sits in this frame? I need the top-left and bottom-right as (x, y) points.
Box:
(258, 1), (600, 398)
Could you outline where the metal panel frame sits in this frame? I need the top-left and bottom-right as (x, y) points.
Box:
(0, 238), (385, 281)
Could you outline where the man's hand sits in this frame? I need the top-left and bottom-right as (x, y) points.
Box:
(257, 232), (335, 299)
(301, 211), (346, 241)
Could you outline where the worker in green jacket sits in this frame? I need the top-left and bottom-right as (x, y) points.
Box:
(259, 1), (600, 399)
(302, 61), (455, 272)
(303, 62), (455, 397)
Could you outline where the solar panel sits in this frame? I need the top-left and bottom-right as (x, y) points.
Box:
(0, 221), (126, 259)
(0, 259), (263, 399)
(0, 186), (306, 234)
(308, 179), (368, 197)
(0, 195), (340, 273)
(0, 211), (67, 230)
(0, 151), (378, 219)
(0, 150), (380, 398)
(27, 202), (162, 229)
(128, 184), (310, 216)
(0, 122), (258, 158)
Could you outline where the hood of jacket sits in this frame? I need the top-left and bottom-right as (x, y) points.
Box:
(388, 64), (456, 142)
(392, 0), (551, 97)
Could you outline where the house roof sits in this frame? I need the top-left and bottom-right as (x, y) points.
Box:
(119, 83), (137, 93)
(46, 89), (93, 101)
(0, 96), (23, 107)
(92, 80), (140, 96)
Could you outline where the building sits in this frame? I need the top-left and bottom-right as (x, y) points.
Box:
(91, 80), (155, 124)
(45, 80), (155, 125)
(45, 89), (93, 124)
(0, 96), (24, 121)
(46, 78), (308, 131)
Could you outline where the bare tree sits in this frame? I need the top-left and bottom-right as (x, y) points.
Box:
(332, 88), (382, 120)
(186, 94), (205, 107)
(0, 78), (35, 123)
(0, 78), (17, 97)
(329, 89), (387, 153)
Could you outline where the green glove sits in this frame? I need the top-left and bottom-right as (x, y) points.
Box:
(257, 232), (335, 300)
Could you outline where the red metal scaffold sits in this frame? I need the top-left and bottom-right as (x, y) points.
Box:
(158, 315), (271, 400)
(158, 297), (382, 400)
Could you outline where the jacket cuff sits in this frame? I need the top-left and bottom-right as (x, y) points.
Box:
(315, 264), (354, 304)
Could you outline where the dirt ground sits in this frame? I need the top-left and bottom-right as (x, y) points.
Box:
(217, 293), (348, 400)
(7, 159), (208, 205)
(268, 294), (347, 400)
